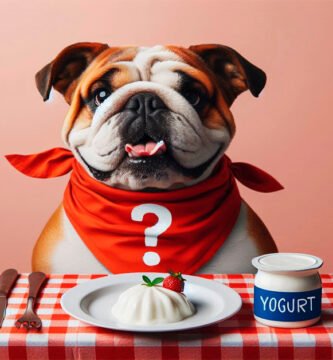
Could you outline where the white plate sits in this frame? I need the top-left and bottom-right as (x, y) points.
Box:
(60, 272), (242, 332)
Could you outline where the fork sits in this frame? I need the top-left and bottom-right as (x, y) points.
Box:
(15, 272), (47, 329)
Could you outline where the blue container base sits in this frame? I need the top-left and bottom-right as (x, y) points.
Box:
(254, 315), (321, 328)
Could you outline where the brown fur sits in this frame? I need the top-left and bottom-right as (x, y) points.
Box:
(32, 205), (64, 272)
(167, 45), (235, 133)
(245, 201), (278, 254)
(62, 47), (138, 138)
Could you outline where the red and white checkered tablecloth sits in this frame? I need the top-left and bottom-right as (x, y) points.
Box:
(0, 274), (332, 360)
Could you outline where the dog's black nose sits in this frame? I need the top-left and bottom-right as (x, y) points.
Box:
(123, 92), (167, 114)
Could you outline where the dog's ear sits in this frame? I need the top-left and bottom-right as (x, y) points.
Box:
(35, 42), (109, 102)
(189, 44), (266, 105)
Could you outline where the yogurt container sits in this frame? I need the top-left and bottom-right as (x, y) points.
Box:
(252, 253), (323, 328)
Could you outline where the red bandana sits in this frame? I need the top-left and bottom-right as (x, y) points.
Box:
(6, 148), (283, 274)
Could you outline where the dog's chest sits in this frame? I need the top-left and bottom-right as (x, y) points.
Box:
(50, 202), (258, 274)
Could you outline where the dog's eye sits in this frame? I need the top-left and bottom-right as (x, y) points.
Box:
(94, 88), (111, 106)
(183, 90), (202, 107)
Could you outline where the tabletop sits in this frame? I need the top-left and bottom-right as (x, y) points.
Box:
(0, 274), (332, 360)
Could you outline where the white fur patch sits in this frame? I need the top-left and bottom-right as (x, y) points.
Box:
(198, 202), (258, 274)
(50, 209), (109, 273)
(133, 45), (182, 80)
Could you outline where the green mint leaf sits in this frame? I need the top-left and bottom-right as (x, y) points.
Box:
(152, 277), (164, 285)
(142, 275), (152, 285)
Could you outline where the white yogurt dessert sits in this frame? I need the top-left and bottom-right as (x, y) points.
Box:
(111, 274), (195, 325)
(252, 253), (323, 328)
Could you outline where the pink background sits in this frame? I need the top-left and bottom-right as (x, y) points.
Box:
(1, 0), (332, 272)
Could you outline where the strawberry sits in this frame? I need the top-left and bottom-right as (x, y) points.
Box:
(162, 271), (186, 293)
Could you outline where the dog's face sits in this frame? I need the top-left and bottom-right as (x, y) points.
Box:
(36, 43), (266, 190)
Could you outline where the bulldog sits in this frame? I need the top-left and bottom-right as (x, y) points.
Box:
(8, 43), (282, 274)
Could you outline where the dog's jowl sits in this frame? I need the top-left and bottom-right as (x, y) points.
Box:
(6, 43), (283, 273)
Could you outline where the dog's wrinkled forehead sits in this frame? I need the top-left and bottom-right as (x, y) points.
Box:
(79, 45), (215, 102)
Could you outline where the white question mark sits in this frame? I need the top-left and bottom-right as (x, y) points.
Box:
(131, 204), (172, 266)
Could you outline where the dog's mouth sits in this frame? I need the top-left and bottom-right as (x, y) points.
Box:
(125, 139), (167, 158)
(78, 134), (223, 183)
(77, 136), (168, 181)
(122, 136), (171, 171)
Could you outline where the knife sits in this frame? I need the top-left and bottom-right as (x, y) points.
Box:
(0, 269), (19, 327)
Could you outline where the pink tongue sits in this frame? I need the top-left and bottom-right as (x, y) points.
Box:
(125, 141), (167, 157)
